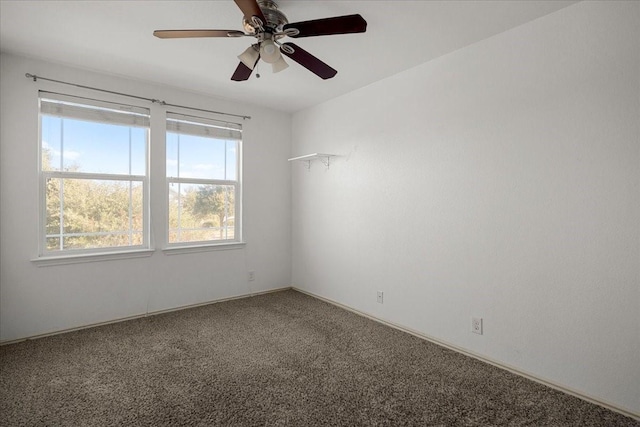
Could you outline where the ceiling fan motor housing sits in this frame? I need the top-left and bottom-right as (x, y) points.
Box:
(243, 0), (289, 37)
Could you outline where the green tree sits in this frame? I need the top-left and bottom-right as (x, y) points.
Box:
(43, 149), (143, 250)
(191, 185), (234, 239)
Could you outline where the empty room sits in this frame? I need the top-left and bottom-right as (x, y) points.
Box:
(0, 0), (638, 425)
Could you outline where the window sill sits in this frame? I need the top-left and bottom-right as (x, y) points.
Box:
(162, 242), (246, 256)
(31, 249), (155, 267)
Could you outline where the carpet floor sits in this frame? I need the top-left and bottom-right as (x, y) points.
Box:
(0, 289), (637, 426)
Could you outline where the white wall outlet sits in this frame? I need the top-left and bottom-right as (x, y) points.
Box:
(377, 291), (384, 304)
(248, 271), (255, 281)
(472, 317), (483, 335)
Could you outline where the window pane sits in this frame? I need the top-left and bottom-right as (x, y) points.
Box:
(130, 127), (147, 176)
(46, 237), (61, 251)
(63, 232), (143, 250)
(49, 118), (147, 175)
(45, 177), (62, 251)
(168, 183), (235, 243)
(166, 132), (179, 178)
(42, 116), (62, 171)
(167, 133), (227, 180)
(226, 140), (237, 180)
(45, 178), (143, 251)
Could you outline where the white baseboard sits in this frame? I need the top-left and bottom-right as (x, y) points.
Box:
(292, 287), (640, 421)
(0, 286), (292, 346)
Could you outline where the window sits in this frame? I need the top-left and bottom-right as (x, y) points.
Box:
(166, 112), (242, 245)
(39, 93), (149, 254)
(36, 92), (243, 261)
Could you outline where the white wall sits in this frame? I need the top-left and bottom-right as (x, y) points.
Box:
(292, 1), (639, 416)
(0, 53), (292, 342)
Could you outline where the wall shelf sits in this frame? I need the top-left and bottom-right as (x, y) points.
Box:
(288, 153), (336, 170)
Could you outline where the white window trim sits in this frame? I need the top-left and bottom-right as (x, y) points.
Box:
(31, 249), (155, 267)
(165, 112), (243, 248)
(37, 93), (151, 259)
(33, 93), (247, 264)
(162, 242), (246, 256)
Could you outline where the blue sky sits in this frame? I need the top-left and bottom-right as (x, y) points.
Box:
(42, 116), (237, 180)
(166, 132), (236, 180)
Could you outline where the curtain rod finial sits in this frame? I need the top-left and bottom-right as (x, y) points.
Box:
(25, 73), (37, 81)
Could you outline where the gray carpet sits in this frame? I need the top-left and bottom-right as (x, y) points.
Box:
(0, 289), (637, 426)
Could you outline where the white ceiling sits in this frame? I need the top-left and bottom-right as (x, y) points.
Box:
(0, 0), (577, 113)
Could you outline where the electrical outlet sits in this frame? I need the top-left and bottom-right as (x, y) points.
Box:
(248, 271), (255, 281)
(377, 291), (384, 304)
(472, 317), (483, 335)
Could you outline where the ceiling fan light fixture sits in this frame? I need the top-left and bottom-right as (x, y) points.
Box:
(260, 39), (281, 64)
(271, 56), (289, 73)
(153, 0), (368, 82)
(238, 45), (260, 70)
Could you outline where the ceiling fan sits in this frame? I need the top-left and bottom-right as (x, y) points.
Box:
(153, 0), (367, 81)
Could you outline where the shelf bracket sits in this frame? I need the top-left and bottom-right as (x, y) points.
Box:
(288, 153), (335, 171)
(319, 156), (331, 169)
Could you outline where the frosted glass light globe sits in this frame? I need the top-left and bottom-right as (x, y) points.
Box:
(260, 40), (281, 64)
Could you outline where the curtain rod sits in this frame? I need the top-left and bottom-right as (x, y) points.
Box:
(25, 73), (251, 121)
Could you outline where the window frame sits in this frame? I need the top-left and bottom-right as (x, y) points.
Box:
(164, 111), (243, 249)
(37, 93), (151, 257)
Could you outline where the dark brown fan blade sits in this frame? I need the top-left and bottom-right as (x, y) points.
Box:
(231, 55), (260, 81)
(283, 14), (367, 38)
(233, 0), (267, 25)
(280, 43), (337, 80)
(154, 30), (245, 38)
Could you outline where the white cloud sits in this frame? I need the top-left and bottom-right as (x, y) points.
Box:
(65, 150), (81, 160)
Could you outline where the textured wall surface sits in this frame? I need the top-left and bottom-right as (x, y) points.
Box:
(291, 1), (639, 415)
(0, 53), (292, 342)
